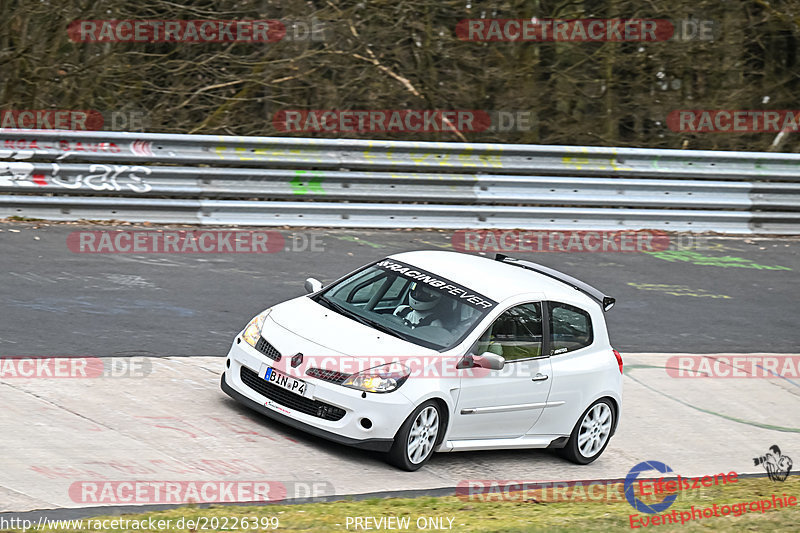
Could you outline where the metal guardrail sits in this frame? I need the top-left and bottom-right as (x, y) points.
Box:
(2, 130), (799, 233)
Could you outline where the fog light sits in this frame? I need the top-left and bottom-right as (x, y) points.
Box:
(360, 418), (373, 430)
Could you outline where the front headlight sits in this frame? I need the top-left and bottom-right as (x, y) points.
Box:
(342, 362), (410, 393)
(242, 309), (272, 347)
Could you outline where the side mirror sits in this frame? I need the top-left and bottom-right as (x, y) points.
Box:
(457, 352), (505, 370)
(304, 277), (323, 294)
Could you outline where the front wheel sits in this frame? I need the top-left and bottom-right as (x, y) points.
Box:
(558, 398), (615, 465)
(386, 400), (442, 471)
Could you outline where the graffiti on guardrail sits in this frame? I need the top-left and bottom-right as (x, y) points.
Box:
(559, 147), (635, 171)
(0, 162), (152, 192)
(0, 162), (36, 185)
(1, 132), (798, 232)
(131, 140), (154, 156)
(290, 170), (325, 194)
(405, 151), (504, 168)
(0, 138), (125, 160)
(51, 164), (152, 192)
(211, 144), (506, 168)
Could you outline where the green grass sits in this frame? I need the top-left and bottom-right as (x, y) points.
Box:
(4, 477), (798, 532)
(4, 216), (43, 222)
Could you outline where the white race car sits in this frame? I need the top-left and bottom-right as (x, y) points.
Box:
(221, 251), (623, 471)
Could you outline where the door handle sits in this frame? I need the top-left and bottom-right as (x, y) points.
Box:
(532, 373), (549, 382)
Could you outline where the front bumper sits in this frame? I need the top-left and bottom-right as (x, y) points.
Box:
(222, 340), (415, 452)
(221, 373), (393, 452)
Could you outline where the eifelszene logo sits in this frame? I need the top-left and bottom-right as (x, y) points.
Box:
(754, 445), (793, 482)
(625, 461), (677, 514)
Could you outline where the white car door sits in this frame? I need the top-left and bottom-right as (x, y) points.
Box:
(451, 302), (554, 440)
(536, 301), (607, 434)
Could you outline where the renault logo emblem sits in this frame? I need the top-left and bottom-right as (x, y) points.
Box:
(291, 353), (303, 368)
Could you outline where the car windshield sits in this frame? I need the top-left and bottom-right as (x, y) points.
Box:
(313, 258), (497, 351)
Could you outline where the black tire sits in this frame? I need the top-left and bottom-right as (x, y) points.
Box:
(558, 398), (615, 465)
(386, 400), (442, 471)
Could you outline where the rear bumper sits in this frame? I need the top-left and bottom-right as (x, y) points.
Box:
(220, 372), (394, 452)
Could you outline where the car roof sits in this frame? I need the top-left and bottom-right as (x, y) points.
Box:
(387, 250), (598, 308)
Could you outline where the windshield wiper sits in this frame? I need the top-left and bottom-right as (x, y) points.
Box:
(361, 316), (418, 343)
(316, 295), (412, 342)
(316, 294), (354, 318)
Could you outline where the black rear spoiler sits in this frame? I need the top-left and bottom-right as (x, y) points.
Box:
(495, 253), (616, 312)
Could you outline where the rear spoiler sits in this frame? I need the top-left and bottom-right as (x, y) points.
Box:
(494, 253), (616, 312)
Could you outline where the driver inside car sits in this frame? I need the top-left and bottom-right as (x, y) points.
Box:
(393, 283), (444, 329)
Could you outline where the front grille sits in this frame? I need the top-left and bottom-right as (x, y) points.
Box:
(306, 367), (351, 384)
(240, 366), (346, 421)
(255, 337), (281, 361)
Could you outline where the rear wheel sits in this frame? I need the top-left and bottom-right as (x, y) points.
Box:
(386, 400), (441, 471)
(559, 399), (614, 465)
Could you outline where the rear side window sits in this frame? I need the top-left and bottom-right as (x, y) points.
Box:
(548, 302), (593, 354)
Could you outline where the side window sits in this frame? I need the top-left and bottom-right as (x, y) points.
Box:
(548, 302), (593, 354)
(474, 302), (543, 361)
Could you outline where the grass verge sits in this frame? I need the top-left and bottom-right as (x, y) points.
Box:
(2, 476), (798, 532)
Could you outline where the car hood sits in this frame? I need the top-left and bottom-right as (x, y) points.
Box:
(265, 296), (437, 359)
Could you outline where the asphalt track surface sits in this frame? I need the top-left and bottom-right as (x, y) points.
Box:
(0, 222), (799, 517)
(0, 223), (798, 355)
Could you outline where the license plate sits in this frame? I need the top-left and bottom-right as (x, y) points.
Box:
(264, 367), (309, 397)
